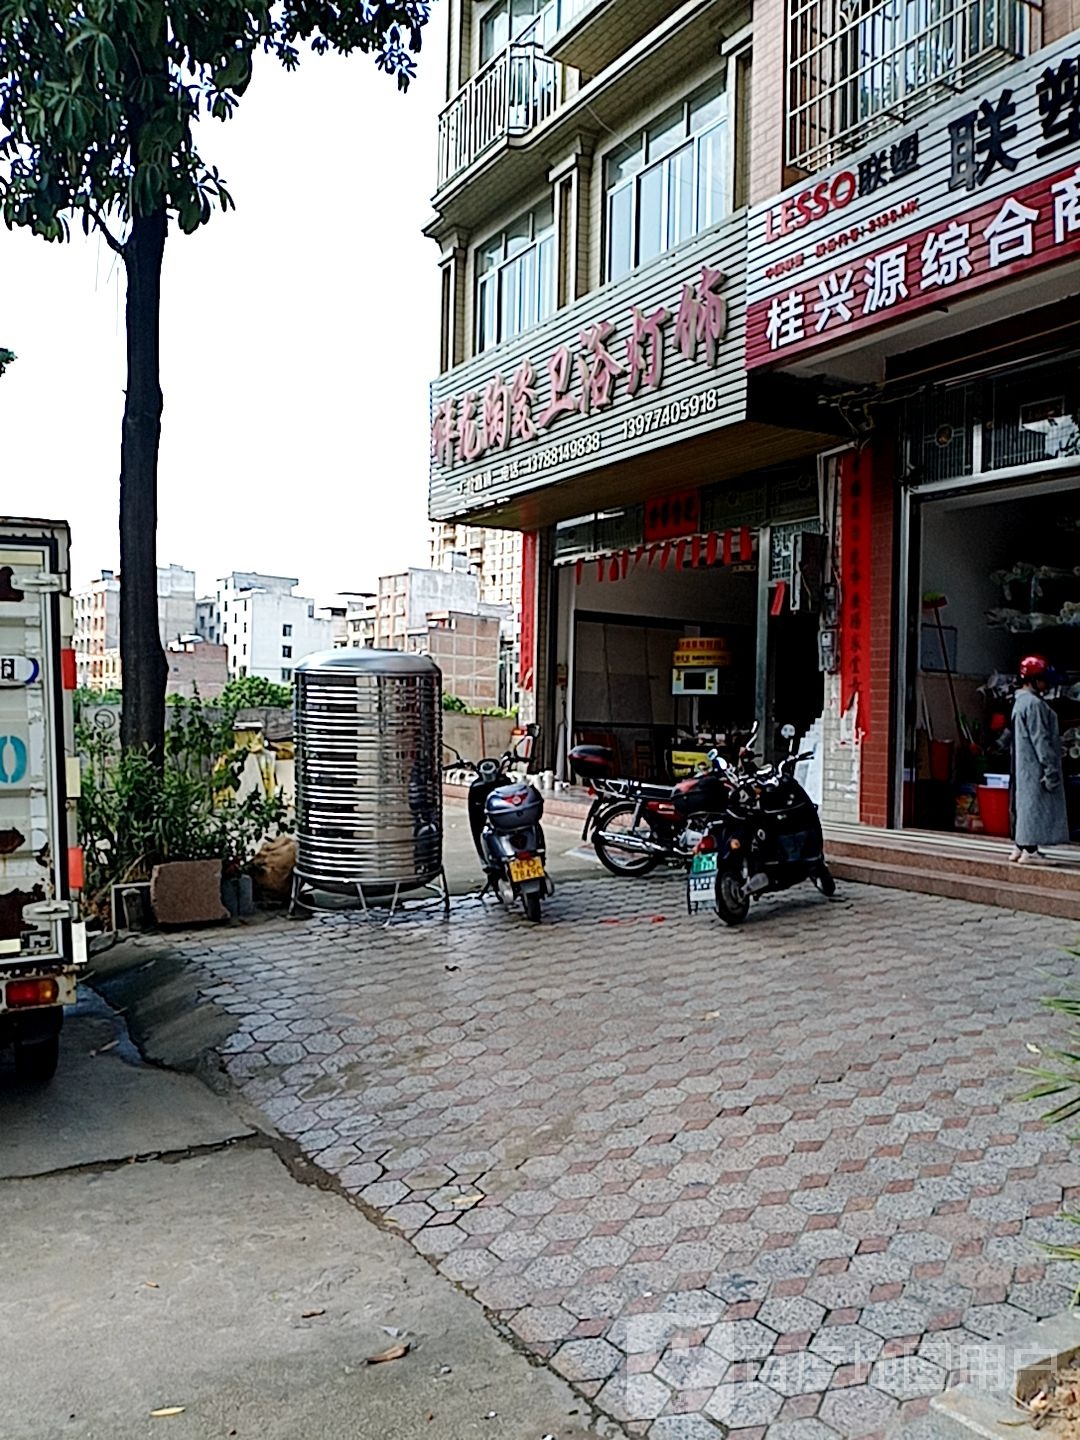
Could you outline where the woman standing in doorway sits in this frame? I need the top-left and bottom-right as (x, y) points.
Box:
(1010, 654), (1069, 863)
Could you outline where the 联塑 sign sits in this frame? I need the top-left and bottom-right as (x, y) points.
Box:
(746, 36), (1080, 369)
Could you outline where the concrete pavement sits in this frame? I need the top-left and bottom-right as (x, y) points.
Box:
(0, 993), (603, 1440)
(93, 872), (1080, 1439)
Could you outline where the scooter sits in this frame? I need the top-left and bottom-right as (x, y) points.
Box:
(702, 723), (836, 924)
(446, 725), (553, 922)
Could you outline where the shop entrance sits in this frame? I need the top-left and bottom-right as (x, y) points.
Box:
(555, 523), (825, 781)
(902, 472), (1080, 840)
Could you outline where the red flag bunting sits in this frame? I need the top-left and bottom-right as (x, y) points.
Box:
(691, 535), (702, 568)
(706, 532), (718, 566)
(722, 531), (733, 566)
(739, 526), (753, 563)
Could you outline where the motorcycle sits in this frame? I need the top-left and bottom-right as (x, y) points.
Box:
(568, 733), (751, 876)
(700, 723), (836, 925)
(446, 724), (553, 922)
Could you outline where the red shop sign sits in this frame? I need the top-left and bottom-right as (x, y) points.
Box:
(644, 490), (701, 543)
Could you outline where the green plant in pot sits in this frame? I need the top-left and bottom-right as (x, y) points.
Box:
(77, 696), (291, 927)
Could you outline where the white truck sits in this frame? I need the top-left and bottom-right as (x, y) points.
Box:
(0, 518), (85, 1082)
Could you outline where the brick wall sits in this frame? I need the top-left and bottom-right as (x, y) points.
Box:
(1043, 0), (1080, 42)
(747, 0), (787, 205)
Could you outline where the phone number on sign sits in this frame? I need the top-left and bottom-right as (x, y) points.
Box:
(621, 387), (725, 441)
(516, 431), (602, 475)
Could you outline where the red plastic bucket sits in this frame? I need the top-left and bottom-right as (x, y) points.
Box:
(929, 740), (955, 782)
(977, 784), (1011, 838)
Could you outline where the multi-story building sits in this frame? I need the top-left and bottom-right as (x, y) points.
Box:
(164, 638), (229, 698)
(210, 572), (332, 683)
(426, 0), (1080, 848)
(430, 521), (523, 613)
(74, 564), (196, 689)
(342, 593), (377, 649)
(73, 570), (119, 689)
(374, 564), (494, 649)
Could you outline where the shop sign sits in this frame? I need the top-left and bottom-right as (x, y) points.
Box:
(746, 35), (1080, 369)
(839, 452), (872, 737)
(644, 490), (701, 542)
(430, 220), (747, 521)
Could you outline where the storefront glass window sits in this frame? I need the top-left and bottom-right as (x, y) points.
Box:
(988, 363), (1080, 472)
(475, 197), (555, 353)
(604, 75), (728, 283)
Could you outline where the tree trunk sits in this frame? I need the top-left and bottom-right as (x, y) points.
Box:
(119, 209), (168, 758)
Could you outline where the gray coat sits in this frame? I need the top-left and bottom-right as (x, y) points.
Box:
(1010, 687), (1069, 848)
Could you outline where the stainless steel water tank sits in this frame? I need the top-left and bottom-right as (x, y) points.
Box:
(294, 650), (442, 895)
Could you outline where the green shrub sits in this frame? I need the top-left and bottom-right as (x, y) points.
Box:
(1020, 967), (1080, 1281)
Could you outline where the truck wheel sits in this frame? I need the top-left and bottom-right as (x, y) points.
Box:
(14, 1034), (60, 1084)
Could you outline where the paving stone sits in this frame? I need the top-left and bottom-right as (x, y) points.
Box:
(758, 1297), (827, 1335)
(552, 1338), (623, 1382)
(869, 1355), (945, 1400)
(818, 1383), (898, 1436)
(149, 879), (1073, 1440)
(649, 1416), (727, 1440)
(758, 1353), (835, 1397)
(705, 1382), (784, 1428)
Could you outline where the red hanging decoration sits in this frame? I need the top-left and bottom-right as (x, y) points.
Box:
(620, 549), (630, 580)
(597, 557), (605, 582)
(705, 532), (719, 567)
(648, 543), (660, 567)
(690, 535), (702, 568)
(633, 545), (646, 568)
(609, 554), (619, 581)
(674, 538), (687, 571)
(739, 526), (753, 562)
(722, 531), (733, 566)
(575, 559), (583, 586)
(660, 542), (672, 570)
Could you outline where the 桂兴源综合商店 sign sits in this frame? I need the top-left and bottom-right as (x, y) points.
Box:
(745, 35), (1080, 370)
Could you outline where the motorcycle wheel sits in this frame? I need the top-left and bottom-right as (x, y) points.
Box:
(812, 861), (836, 897)
(593, 801), (662, 877)
(523, 890), (542, 922)
(715, 868), (750, 925)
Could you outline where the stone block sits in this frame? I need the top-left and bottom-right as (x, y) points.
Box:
(150, 859), (229, 925)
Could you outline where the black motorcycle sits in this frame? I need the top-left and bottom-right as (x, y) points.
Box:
(702, 725), (835, 924)
(447, 725), (553, 922)
(569, 741), (739, 876)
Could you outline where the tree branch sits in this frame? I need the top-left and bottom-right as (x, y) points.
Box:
(87, 203), (126, 256)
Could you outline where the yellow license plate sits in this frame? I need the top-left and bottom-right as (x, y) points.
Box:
(509, 857), (545, 883)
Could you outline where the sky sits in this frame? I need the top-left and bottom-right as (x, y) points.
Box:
(0, 4), (447, 603)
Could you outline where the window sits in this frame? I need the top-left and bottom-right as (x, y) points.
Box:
(282, 624), (292, 637)
(605, 77), (728, 282)
(307, 604), (314, 618)
(479, 0), (547, 64)
(281, 668), (292, 682)
(476, 197), (555, 353)
(282, 645), (292, 658)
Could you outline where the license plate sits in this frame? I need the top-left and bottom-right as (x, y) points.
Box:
(688, 851), (717, 900)
(509, 857), (545, 883)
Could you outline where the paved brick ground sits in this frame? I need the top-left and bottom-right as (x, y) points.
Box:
(157, 878), (1080, 1438)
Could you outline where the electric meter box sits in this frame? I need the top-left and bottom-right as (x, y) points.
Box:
(672, 666), (719, 696)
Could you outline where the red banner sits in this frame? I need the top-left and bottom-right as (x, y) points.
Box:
(840, 451), (871, 737)
(644, 489), (701, 542)
(519, 531), (537, 693)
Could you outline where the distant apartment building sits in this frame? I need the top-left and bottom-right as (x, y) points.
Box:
(374, 564), (492, 649)
(210, 572), (332, 683)
(74, 564), (196, 690)
(430, 522), (522, 616)
(343, 593), (377, 649)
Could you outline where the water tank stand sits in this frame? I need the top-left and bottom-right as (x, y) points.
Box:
(288, 869), (450, 925)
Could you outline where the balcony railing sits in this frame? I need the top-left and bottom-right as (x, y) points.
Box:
(787, 0), (1040, 173)
(437, 36), (559, 190)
